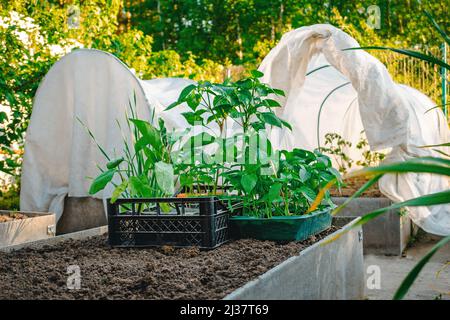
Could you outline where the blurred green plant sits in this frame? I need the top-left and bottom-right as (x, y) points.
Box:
(82, 94), (180, 203)
(313, 3), (450, 299)
(0, 0), (228, 180)
(320, 133), (354, 173)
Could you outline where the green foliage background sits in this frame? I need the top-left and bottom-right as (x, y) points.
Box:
(0, 0), (448, 183)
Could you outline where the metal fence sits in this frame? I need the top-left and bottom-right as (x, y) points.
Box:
(367, 44), (448, 118)
(224, 44), (449, 120)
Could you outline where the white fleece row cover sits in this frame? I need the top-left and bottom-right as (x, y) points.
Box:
(20, 25), (450, 235)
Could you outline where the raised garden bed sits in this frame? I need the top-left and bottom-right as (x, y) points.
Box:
(0, 217), (363, 300)
(331, 177), (417, 256)
(0, 210), (56, 248)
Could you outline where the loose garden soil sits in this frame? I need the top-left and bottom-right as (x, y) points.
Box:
(0, 212), (28, 223)
(330, 176), (383, 198)
(0, 226), (338, 300)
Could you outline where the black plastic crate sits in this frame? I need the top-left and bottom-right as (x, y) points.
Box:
(107, 197), (229, 249)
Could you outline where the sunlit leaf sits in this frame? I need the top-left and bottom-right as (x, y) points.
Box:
(393, 235), (450, 300)
(89, 169), (115, 195)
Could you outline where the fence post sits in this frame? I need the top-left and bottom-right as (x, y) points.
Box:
(442, 43), (448, 118)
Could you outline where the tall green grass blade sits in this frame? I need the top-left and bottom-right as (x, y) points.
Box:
(351, 158), (450, 177)
(420, 142), (450, 148)
(422, 8), (450, 46)
(425, 103), (450, 114)
(332, 174), (383, 215)
(355, 190), (450, 227)
(344, 47), (450, 71)
(432, 149), (450, 158)
(76, 117), (110, 161)
(393, 235), (450, 300)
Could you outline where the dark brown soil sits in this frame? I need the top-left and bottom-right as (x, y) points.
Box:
(0, 212), (28, 223)
(0, 226), (338, 300)
(330, 176), (383, 198)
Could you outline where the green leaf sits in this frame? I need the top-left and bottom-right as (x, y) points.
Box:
(178, 84), (196, 101)
(111, 180), (128, 203)
(420, 142), (450, 148)
(186, 93), (202, 110)
(260, 99), (281, 108)
(299, 186), (316, 202)
(279, 119), (292, 130)
(155, 161), (174, 195)
(306, 64), (331, 76)
(260, 112), (282, 128)
(432, 149), (450, 158)
(0, 111), (8, 123)
(267, 183), (282, 202)
(271, 88), (285, 97)
(355, 157), (450, 177)
(181, 110), (206, 126)
(165, 100), (181, 111)
(332, 174), (389, 216)
(355, 190), (450, 228)
(250, 70), (264, 78)
(241, 173), (258, 194)
(129, 176), (152, 197)
(89, 169), (115, 195)
(129, 119), (162, 151)
(393, 235), (450, 300)
(106, 157), (124, 169)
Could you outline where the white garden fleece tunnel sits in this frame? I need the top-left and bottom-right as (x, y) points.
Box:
(21, 24), (450, 236)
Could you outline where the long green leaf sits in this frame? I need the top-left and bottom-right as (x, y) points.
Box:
(89, 169), (115, 195)
(344, 46), (450, 71)
(129, 119), (162, 152)
(432, 149), (450, 158)
(393, 235), (450, 300)
(317, 82), (351, 147)
(420, 142), (450, 148)
(332, 174), (383, 216)
(422, 7), (450, 46)
(76, 117), (110, 161)
(355, 190), (450, 228)
(106, 157), (124, 169)
(351, 158), (450, 177)
(110, 180), (128, 203)
(306, 65), (331, 76)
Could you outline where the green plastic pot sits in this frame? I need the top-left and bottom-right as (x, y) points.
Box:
(229, 209), (332, 241)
